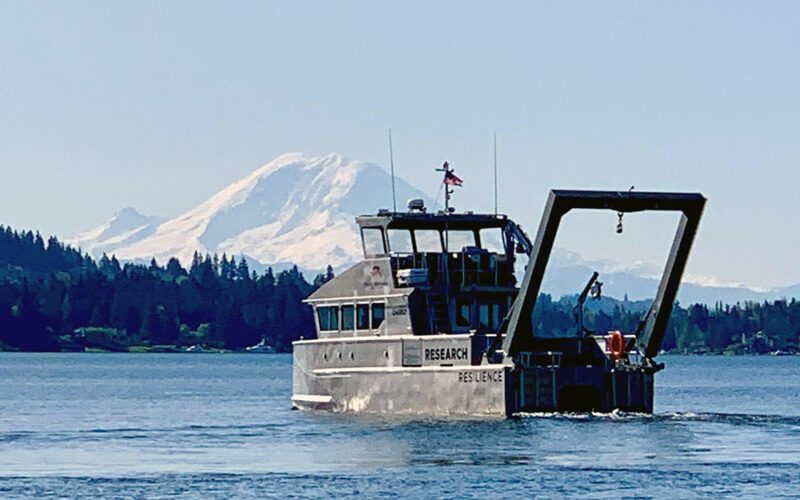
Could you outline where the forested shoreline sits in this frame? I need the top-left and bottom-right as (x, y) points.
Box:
(1, 224), (799, 354)
(0, 225), (329, 352)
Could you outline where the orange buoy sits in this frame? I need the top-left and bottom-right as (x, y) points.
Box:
(608, 330), (626, 360)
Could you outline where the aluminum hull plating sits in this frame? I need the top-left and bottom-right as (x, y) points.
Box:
(292, 364), (508, 417)
(292, 336), (509, 417)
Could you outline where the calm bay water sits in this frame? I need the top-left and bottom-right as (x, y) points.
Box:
(1, 353), (799, 498)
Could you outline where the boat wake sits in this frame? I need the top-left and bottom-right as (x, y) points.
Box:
(515, 410), (800, 426)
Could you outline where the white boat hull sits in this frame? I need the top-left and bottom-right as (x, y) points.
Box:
(292, 335), (509, 417)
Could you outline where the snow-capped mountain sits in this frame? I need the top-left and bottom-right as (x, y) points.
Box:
(68, 153), (432, 270)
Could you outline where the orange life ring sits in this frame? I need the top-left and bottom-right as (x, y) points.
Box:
(608, 330), (626, 360)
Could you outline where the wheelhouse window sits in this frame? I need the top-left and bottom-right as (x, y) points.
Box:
(317, 306), (339, 331)
(388, 229), (413, 254)
(414, 230), (443, 253)
(341, 305), (355, 331)
(356, 304), (369, 330)
(371, 303), (386, 329)
(362, 228), (386, 256)
(444, 230), (477, 253)
(479, 228), (505, 253)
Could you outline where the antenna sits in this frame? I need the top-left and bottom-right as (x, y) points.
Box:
(388, 129), (397, 212)
(493, 130), (498, 215)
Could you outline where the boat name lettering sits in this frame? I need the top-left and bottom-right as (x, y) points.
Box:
(425, 347), (468, 361)
(391, 306), (407, 316)
(458, 370), (503, 383)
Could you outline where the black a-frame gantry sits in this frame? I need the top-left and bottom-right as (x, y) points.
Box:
(502, 190), (706, 360)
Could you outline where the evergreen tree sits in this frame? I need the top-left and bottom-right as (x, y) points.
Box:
(220, 254), (233, 280)
(190, 251), (202, 277)
(325, 264), (335, 282)
(236, 257), (250, 281)
(166, 257), (186, 279)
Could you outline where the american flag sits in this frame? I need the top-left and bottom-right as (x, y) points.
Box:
(442, 163), (463, 186)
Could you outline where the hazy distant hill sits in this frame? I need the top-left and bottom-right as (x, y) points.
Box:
(541, 262), (794, 306)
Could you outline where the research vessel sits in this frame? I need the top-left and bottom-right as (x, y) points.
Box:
(292, 168), (705, 417)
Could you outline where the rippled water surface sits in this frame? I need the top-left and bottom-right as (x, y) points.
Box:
(1, 353), (799, 498)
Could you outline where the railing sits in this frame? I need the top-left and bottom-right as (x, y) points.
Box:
(595, 334), (640, 363)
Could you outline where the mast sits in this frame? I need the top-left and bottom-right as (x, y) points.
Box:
(436, 161), (458, 215)
(436, 162), (451, 290)
(436, 162), (453, 306)
(435, 161), (463, 309)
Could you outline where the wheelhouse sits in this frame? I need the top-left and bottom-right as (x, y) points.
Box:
(306, 201), (533, 339)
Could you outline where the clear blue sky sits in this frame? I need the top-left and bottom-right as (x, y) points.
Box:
(1, 1), (798, 289)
